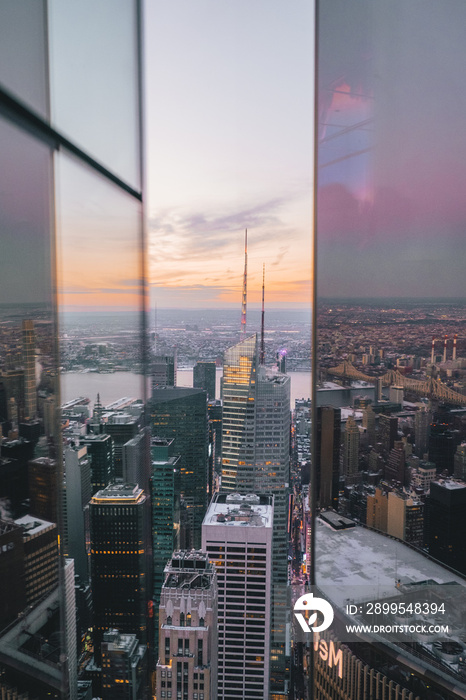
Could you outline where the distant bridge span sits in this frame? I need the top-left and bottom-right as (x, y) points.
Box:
(326, 361), (466, 406)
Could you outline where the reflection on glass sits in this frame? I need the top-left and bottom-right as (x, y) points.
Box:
(48, 0), (141, 188)
(55, 154), (146, 404)
(313, 2), (466, 698)
(0, 1), (49, 117)
(0, 113), (63, 700)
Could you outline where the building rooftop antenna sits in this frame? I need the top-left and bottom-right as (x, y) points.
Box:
(260, 263), (265, 365)
(240, 229), (248, 335)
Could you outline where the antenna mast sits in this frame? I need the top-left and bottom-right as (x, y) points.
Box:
(260, 264), (265, 365)
(240, 229), (248, 335)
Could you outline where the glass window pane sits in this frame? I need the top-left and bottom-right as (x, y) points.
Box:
(49, 0), (141, 189)
(56, 154), (146, 407)
(0, 116), (65, 699)
(314, 2), (466, 697)
(0, 1), (48, 117)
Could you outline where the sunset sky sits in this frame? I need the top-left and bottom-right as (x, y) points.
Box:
(52, 0), (466, 313)
(144, 0), (314, 309)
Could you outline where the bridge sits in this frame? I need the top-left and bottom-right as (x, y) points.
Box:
(326, 361), (466, 406)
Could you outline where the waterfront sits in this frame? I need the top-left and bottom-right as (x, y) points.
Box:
(61, 368), (312, 408)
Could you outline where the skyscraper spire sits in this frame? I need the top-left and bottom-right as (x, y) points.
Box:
(94, 393), (103, 422)
(260, 263), (265, 365)
(240, 229), (248, 335)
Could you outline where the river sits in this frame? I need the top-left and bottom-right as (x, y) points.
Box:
(61, 369), (311, 409)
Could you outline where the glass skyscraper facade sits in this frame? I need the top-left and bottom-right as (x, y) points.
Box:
(221, 335), (290, 696)
(310, 1), (466, 698)
(0, 2), (145, 698)
(3, 2), (466, 698)
(149, 387), (209, 549)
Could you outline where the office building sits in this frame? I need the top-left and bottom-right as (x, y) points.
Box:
(342, 414), (359, 475)
(156, 550), (218, 700)
(310, 516), (466, 699)
(28, 456), (59, 522)
(424, 479), (466, 574)
(315, 405), (341, 509)
(149, 387), (208, 549)
(202, 493), (273, 700)
(414, 405), (431, 457)
(386, 491), (424, 546)
(122, 431), (149, 493)
(220, 334), (290, 695)
(21, 320), (37, 421)
(454, 442), (466, 480)
(0, 455), (27, 520)
(411, 460), (436, 492)
(90, 483), (150, 656)
(378, 414), (398, 456)
(208, 400), (222, 494)
(15, 515), (58, 605)
(63, 444), (92, 581)
(101, 629), (147, 700)
(384, 440), (406, 484)
(361, 404), (376, 447)
(152, 354), (176, 390)
(1, 370), (24, 425)
(0, 521), (27, 629)
(103, 415), (141, 480)
(75, 577), (93, 656)
(389, 385), (403, 405)
(366, 486), (389, 532)
(80, 433), (115, 494)
(193, 361), (216, 400)
(428, 423), (457, 474)
(150, 438), (181, 632)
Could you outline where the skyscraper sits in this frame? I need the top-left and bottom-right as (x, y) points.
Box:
(220, 335), (290, 695)
(63, 444), (92, 581)
(101, 629), (147, 700)
(361, 404), (376, 447)
(28, 456), (59, 522)
(378, 414), (398, 456)
(0, 521), (27, 629)
(193, 361), (216, 400)
(89, 483), (151, 657)
(14, 514), (58, 605)
(150, 437), (181, 640)
(414, 405), (431, 458)
(21, 320), (36, 421)
(384, 440), (406, 484)
(424, 479), (466, 575)
(103, 415), (141, 481)
(202, 493), (273, 700)
(149, 387), (208, 548)
(152, 354), (176, 390)
(80, 433), (115, 494)
(156, 550), (218, 700)
(343, 414), (359, 476)
(316, 405), (341, 509)
(208, 399), (222, 494)
(428, 422), (457, 474)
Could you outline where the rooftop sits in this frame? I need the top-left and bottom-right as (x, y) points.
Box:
(164, 553), (215, 591)
(91, 482), (144, 503)
(15, 515), (56, 537)
(204, 492), (273, 528)
(433, 479), (466, 491)
(315, 519), (466, 609)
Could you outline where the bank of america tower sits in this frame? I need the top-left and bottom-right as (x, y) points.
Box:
(221, 334), (290, 696)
